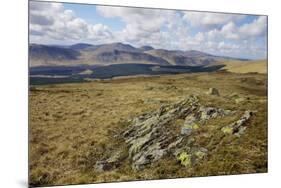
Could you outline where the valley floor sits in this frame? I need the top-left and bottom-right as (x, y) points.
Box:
(29, 71), (267, 186)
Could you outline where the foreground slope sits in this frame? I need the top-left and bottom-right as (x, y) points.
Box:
(29, 71), (267, 186)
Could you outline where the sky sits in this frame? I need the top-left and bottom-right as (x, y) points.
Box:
(29, 1), (268, 59)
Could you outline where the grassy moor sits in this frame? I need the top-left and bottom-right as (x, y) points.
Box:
(29, 1), (268, 186)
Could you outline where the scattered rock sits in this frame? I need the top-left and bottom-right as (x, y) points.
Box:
(221, 110), (254, 136)
(94, 161), (112, 172)
(235, 97), (246, 103)
(207, 88), (220, 96)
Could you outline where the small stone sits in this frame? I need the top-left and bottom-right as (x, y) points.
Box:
(94, 162), (105, 172)
(94, 161), (112, 172)
(235, 97), (246, 103)
(207, 88), (220, 96)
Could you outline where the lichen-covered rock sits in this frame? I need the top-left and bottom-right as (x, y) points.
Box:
(199, 106), (233, 121)
(123, 96), (200, 170)
(182, 106), (233, 127)
(177, 147), (208, 167)
(177, 152), (192, 166)
(221, 110), (254, 136)
(94, 95), (253, 172)
(122, 95), (234, 170)
(181, 122), (199, 136)
(221, 126), (233, 134)
(236, 126), (247, 136)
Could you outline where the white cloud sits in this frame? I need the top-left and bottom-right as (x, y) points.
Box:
(239, 16), (267, 37)
(194, 32), (205, 42)
(96, 6), (187, 47)
(29, 2), (267, 59)
(204, 16), (267, 42)
(220, 22), (238, 39)
(29, 1), (113, 44)
(97, 6), (166, 32)
(183, 12), (245, 29)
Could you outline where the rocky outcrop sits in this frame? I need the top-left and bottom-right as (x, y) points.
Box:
(94, 95), (255, 172)
(122, 95), (199, 170)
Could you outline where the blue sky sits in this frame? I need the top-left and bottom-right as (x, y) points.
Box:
(29, 1), (267, 59)
(63, 4), (125, 31)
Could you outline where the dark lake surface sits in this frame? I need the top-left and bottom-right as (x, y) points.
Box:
(29, 63), (224, 85)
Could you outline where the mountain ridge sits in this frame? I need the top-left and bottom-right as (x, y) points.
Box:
(29, 42), (250, 67)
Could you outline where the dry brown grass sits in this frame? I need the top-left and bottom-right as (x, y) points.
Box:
(29, 71), (267, 186)
(218, 59), (267, 74)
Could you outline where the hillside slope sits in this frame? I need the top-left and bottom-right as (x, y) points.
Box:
(146, 49), (217, 66)
(29, 43), (248, 67)
(220, 60), (267, 74)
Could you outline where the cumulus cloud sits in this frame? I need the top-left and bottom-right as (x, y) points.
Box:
(220, 22), (240, 40)
(183, 12), (245, 29)
(29, 1), (267, 59)
(239, 16), (267, 37)
(29, 1), (113, 43)
(97, 6), (166, 32)
(204, 16), (267, 41)
(96, 6), (182, 45)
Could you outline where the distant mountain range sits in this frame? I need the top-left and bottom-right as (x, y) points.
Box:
(29, 42), (248, 67)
